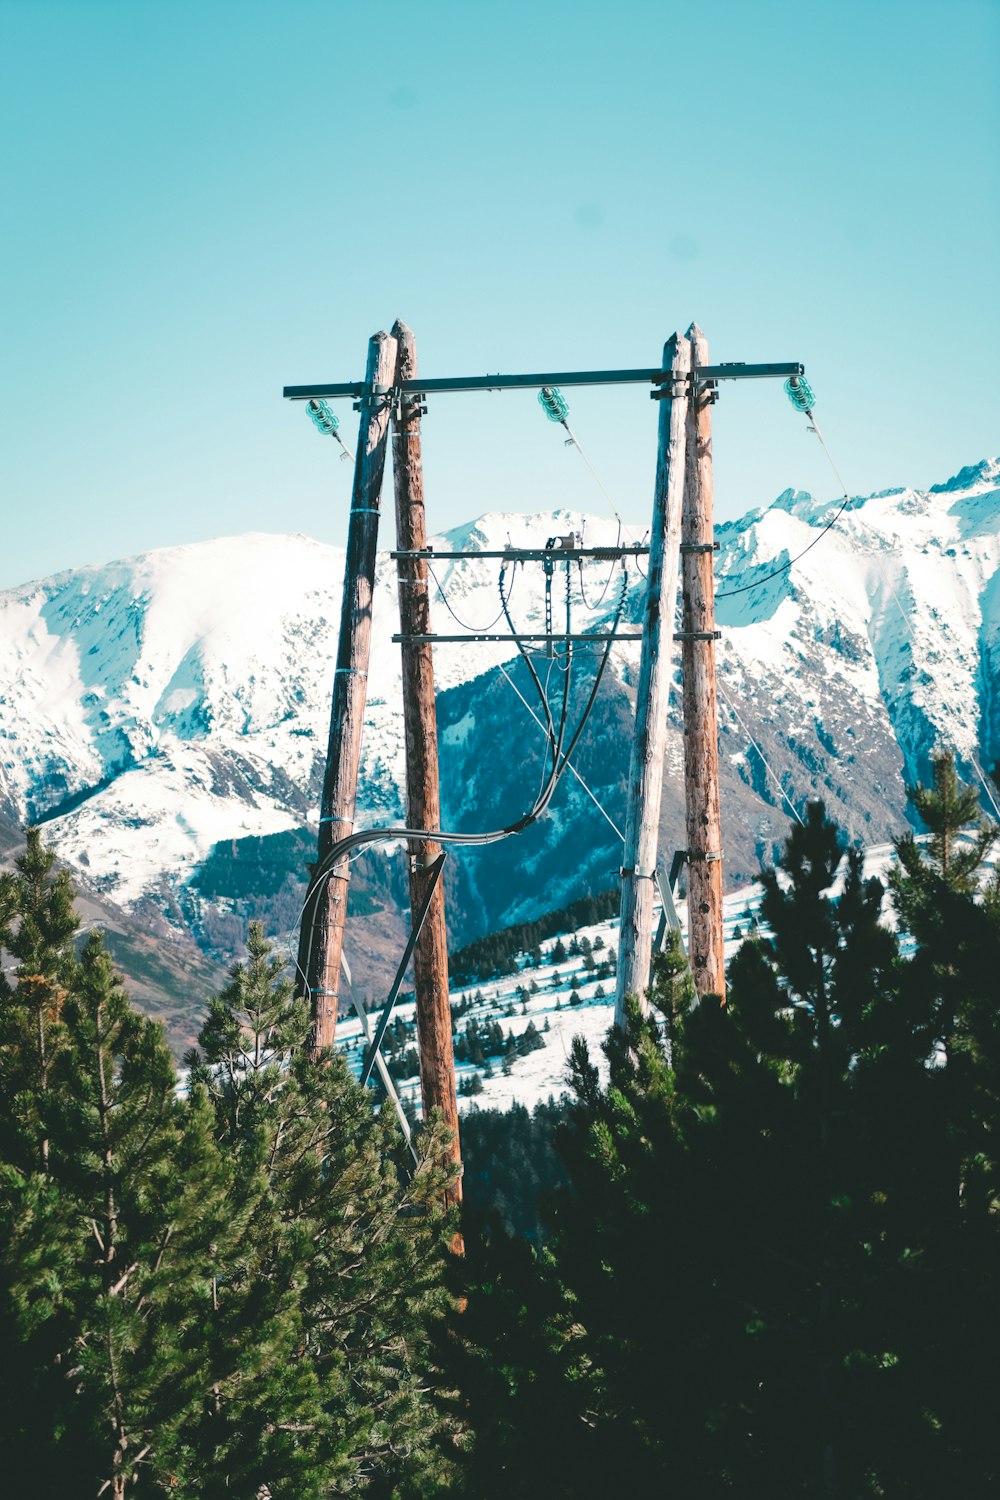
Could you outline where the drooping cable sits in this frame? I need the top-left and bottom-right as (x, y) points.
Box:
(714, 495), (854, 601)
(714, 375), (853, 601)
(427, 559), (516, 634)
(297, 564), (629, 994)
(496, 659), (625, 842)
(716, 665), (804, 827)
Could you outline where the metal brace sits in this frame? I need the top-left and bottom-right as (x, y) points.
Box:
(394, 391), (428, 421)
(685, 848), (723, 863)
(359, 851), (447, 1088)
(679, 541), (720, 554)
(673, 630), (722, 641)
(620, 866), (657, 879)
(352, 383), (394, 413)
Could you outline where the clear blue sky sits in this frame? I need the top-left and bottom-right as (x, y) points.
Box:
(2, 0), (997, 587)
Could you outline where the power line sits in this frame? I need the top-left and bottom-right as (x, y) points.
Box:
(714, 489), (855, 601)
(298, 571), (630, 996)
(714, 412), (855, 601)
(717, 665), (805, 827)
(426, 558), (515, 634)
(495, 659), (625, 842)
(537, 384), (644, 549)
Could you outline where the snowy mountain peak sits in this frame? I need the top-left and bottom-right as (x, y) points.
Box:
(929, 457), (1000, 495)
(0, 463), (997, 993)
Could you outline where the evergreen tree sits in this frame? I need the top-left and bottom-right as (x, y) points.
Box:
(886, 753), (1000, 1489)
(186, 922), (458, 1496)
(0, 827), (79, 1171)
(448, 805), (999, 1496)
(900, 749), (994, 890)
(0, 929), (231, 1498)
(0, 831), (85, 1490)
(0, 839), (461, 1497)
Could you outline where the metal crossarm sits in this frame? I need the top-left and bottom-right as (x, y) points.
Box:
(390, 546), (649, 561)
(283, 361), (804, 402)
(392, 631), (643, 644)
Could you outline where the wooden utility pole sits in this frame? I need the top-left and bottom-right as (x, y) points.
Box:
(390, 319), (462, 1205)
(680, 324), (726, 1000)
(299, 328), (398, 1052)
(615, 333), (691, 1024)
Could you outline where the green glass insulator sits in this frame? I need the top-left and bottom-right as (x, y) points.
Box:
(307, 399), (340, 436)
(785, 376), (816, 414)
(538, 386), (570, 423)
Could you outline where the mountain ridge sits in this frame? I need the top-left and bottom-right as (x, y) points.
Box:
(1, 459), (997, 1036)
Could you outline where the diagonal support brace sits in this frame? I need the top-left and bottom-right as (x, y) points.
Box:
(359, 851), (447, 1087)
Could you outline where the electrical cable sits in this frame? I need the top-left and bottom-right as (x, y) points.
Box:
(427, 559), (516, 634)
(717, 664), (804, 827)
(496, 659), (626, 842)
(714, 483), (854, 599)
(577, 525), (624, 612)
(537, 384), (643, 549)
(296, 566), (629, 997)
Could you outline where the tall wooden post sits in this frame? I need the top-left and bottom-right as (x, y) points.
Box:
(681, 323), (726, 1000)
(300, 329), (398, 1052)
(390, 319), (462, 1205)
(615, 333), (691, 1024)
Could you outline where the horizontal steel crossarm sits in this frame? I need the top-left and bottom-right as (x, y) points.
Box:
(283, 361), (803, 401)
(390, 546), (649, 561)
(392, 632), (643, 643)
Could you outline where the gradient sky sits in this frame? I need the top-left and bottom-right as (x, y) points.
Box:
(2, 0), (998, 587)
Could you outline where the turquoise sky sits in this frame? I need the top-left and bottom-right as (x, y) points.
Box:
(2, 0), (997, 587)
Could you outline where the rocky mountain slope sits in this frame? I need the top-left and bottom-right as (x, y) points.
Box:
(1, 458), (997, 1043)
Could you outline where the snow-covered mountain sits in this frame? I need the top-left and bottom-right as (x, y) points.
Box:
(1, 459), (998, 1044)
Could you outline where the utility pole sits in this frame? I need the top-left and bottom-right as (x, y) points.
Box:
(298, 328), (398, 1052)
(680, 324), (726, 1000)
(390, 319), (462, 1206)
(286, 342), (800, 1038)
(615, 333), (691, 1024)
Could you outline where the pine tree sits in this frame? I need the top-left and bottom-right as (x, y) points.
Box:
(900, 749), (994, 890)
(186, 922), (458, 1497)
(0, 926), (232, 1498)
(0, 827), (79, 1171)
(448, 806), (994, 1496)
(0, 831), (84, 1490)
(886, 754), (1000, 1490)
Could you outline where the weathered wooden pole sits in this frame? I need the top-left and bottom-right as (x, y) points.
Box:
(390, 319), (462, 1205)
(615, 333), (691, 1024)
(680, 323), (726, 1000)
(299, 329), (398, 1052)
